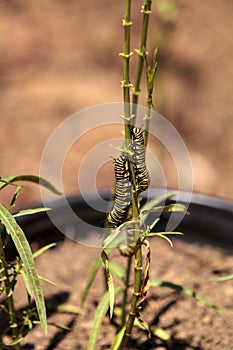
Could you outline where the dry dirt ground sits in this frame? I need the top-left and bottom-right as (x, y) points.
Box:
(5, 238), (233, 350)
(0, 1), (233, 350)
(0, 0), (233, 207)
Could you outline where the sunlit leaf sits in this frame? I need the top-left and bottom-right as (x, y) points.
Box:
(9, 185), (22, 208)
(211, 274), (233, 282)
(146, 231), (184, 247)
(13, 207), (51, 218)
(111, 325), (126, 350)
(56, 303), (84, 314)
(150, 325), (170, 341)
(0, 204), (48, 333)
(101, 250), (115, 319)
(0, 174), (61, 195)
(32, 243), (56, 259)
(38, 275), (58, 287)
(141, 203), (188, 218)
(140, 193), (175, 219)
(87, 287), (121, 350)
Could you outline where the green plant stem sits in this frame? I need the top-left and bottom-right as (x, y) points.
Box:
(132, 0), (152, 123)
(118, 1), (143, 348)
(120, 255), (132, 327)
(144, 46), (158, 146)
(118, 240), (142, 350)
(0, 234), (21, 350)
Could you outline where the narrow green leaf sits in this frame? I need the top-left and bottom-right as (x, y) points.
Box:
(150, 279), (220, 314)
(146, 232), (183, 247)
(4, 335), (24, 346)
(150, 233), (173, 247)
(9, 185), (22, 208)
(20, 269), (32, 296)
(0, 204), (48, 333)
(13, 207), (51, 218)
(141, 203), (188, 218)
(211, 274), (233, 282)
(147, 217), (160, 231)
(32, 243), (56, 259)
(81, 257), (102, 307)
(0, 174), (61, 195)
(88, 287), (122, 350)
(47, 322), (72, 331)
(109, 261), (126, 280)
(147, 231), (184, 236)
(140, 193), (175, 215)
(150, 326), (170, 341)
(101, 250), (115, 319)
(110, 325), (126, 350)
(56, 303), (84, 314)
(38, 275), (58, 287)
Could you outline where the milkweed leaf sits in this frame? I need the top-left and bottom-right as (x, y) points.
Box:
(81, 257), (102, 307)
(140, 193), (175, 217)
(150, 279), (220, 314)
(0, 204), (48, 333)
(111, 325), (126, 350)
(88, 287), (122, 350)
(109, 261), (125, 279)
(0, 174), (61, 195)
(13, 207), (51, 218)
(32, 243), (56, 259)
(211, 274), (233, 282)
(101, 250), (115, 318)
(141, 203), (188, 218)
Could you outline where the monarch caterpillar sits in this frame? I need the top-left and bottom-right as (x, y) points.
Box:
(131, 127), (150, 193)
(107, 156), (132, 228)
(118, 228), (135, 257)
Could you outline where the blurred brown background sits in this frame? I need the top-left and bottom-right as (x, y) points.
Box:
(0, 0), (232, 208)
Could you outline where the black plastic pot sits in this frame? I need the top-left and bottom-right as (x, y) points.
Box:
(4, 190), (233, 259)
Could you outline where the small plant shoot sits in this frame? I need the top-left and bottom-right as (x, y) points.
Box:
(0, 175), (60, 349)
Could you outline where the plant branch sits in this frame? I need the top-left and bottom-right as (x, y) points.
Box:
(132, 0), (152, 124)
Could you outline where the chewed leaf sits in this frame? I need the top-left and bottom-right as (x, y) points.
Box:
(101, 250), (115, 319)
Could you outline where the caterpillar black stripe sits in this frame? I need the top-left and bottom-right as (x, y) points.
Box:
(132, 127), (150, 193)
(118, 228), (135, 257)
(107, 156), (132, 228)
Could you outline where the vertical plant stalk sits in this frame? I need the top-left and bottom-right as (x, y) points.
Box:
(132, 0), (152, 123)
(144, 47), (158, 146)
(0, 234), (21, 350)
(118, 1), (145, 348)
(120, 254), (132, 327)
(118, 237), (143, 350)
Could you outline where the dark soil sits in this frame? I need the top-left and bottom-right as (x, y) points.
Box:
(7, 236), (232, 350)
